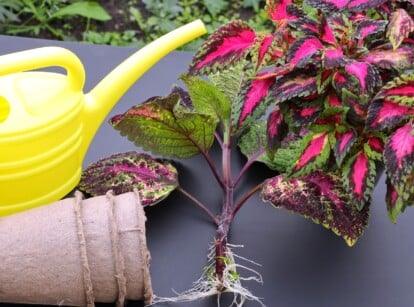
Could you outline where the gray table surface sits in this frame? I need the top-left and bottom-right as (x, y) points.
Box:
(1, 35), (414, 307)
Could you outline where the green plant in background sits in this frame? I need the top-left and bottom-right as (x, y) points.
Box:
(0, 0), (23, 23)
(3, 0), (110, 40)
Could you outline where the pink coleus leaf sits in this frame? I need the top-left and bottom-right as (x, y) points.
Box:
(386, 178), (407, 223)
(334, 130), (357, 165)
(355, 19), (388, 44)
(366, 99), (414, 131)
(306, 0), (349, 11)
(267, 108), (288, 151)
(323, 48), (348, 68)
(188, 21), (256, 75)
(233, 73), (276, 129)
(320, 16), (338, 45)
(254, 32), (286, 68)
(375, 74), (414, 107)
(343, 150), (377, 210)
(261, 171), (370, 246)
(384, 122), (414, 191)
(362, 44), (414, 70)
(344, 61), (380, 95)
(386, 8), (414, 50)
(80, 152), (179, 206)
(287, 36), (324, 68)
(293, 132), (331, 176)
(347, 0), (386, 11)
(292, 104), (321, 126)
(364, 136), (385, 160)
(271, 73), (318, 103)
(265, 0), (300, 22)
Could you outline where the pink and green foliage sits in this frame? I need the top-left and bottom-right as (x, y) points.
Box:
(80, 152), (178, 206)
(261, 171), (369, 246)
(80, 0), (413, 303)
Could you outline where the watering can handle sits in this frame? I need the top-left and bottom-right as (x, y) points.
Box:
(0, 47), (85, 91)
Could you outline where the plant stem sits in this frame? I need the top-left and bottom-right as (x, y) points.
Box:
(215, 124), (234, 283)
(178, 186), (219, 225)
(232, 182), (263, 216)
(233, 149), (265, 188)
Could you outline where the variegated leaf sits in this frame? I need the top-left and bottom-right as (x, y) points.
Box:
(386, 176), (414, 223)
(267, 108), (288, 151)
(386, 8), (414, 50)
(261, 171), (370, 246)
(291, 104), (321, 126)
(347, 0), (386, 11)
(375, 74), (414, 107)
(334, 130), (357, 165)
(364, 136), (385, 160)
(80, 152), (178, 206)
(344, 61), (381, 95)
(305, 0), (349, 12)
(343, 150), (377, 210)
(354, 19), (387, 44)
(232, 73), (276, 129)
(253, 32), (286, 69)
(188, 21), (256, 75)
(265, 0), (300, 22)
(292, 132), (331, 176)
(366, 99), (414, 131)
(362, 44), (414, 70)
(271, 73), (318, 103)
(110, 92), (217, 159)
(384, 122), (414, 192)
(323, 48), (348, 68)
(287, 36), (324, 68)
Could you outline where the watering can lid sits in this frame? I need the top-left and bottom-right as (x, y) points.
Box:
(0, 71), (82, 137)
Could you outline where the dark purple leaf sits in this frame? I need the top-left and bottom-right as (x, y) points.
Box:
(384, 122), (414, 190)
(188, 21), (256, 75)
(80, 152), (179, 206)
(261, 171), (370, 246)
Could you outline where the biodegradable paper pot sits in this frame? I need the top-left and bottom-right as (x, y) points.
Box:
(0, 190), (153, 306)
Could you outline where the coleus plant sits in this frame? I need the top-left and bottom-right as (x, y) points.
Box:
(80, 0), (414, 305)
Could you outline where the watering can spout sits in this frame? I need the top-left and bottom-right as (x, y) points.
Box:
(81, 19), (206, 156)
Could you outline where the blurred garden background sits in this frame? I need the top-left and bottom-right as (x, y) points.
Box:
(0, 0), (269, 50)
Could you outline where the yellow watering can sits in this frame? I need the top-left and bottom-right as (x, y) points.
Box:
(0, 20), (206, 217)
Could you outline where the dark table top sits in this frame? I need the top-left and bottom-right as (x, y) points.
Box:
(1, 35), (414, 307)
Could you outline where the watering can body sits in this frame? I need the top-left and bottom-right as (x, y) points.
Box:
(0, 20), (206, 216)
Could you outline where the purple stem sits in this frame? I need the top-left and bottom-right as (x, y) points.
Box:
(178, 186), (219, 225)
(232, 149), (266, 188)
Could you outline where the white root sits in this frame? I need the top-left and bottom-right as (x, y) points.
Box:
(149, 243), (265, 307)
